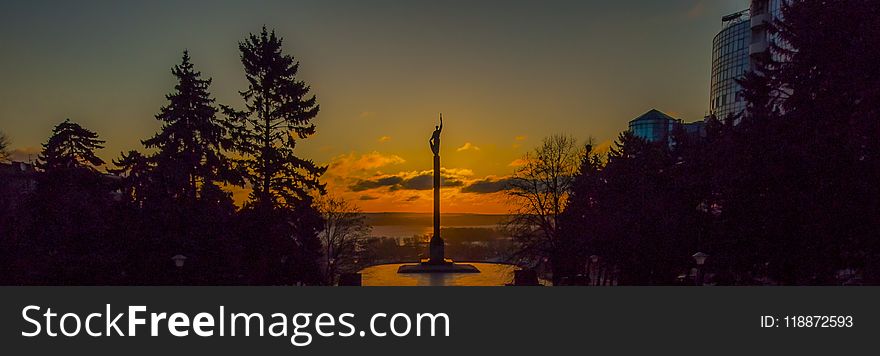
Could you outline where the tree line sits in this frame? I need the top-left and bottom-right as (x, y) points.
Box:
(506, 0), (880, 285)
(0, 27), (372, 285)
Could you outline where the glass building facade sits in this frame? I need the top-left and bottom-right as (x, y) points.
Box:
(709, 10), (750, 122)
(629, 109), (680, 143)
(629, 109), (706, 145)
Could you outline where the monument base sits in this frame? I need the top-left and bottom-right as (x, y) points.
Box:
(397, 259), (481, 273)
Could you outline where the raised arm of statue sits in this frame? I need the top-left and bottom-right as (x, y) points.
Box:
(439, 113), (443, 132)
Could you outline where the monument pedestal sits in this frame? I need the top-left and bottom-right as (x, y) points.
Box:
(428, 234), (445, 264)
(397, 260), (480, 273)
(397, 233), (479, 273)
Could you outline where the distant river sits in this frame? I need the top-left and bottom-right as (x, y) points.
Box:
(364, 213), (506, 239)
(369, 225), (497, 238)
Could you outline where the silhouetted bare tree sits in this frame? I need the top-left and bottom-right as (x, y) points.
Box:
(505, 134), (582, 285)
(0, 131), (9, 162)
(317, 195), (371, 285)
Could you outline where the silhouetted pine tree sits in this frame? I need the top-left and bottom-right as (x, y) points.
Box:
(558, 142), (604, 283)
(37, 119), (105, 172)
(224, 27), (326, 208)
(143, 51), (235, 202)
(224, 27), (326, 285)
(594, 131), (697, 285)
(109, 150), (153, 205)
(706, 0), (880, 285)
(21, 119), (120, 284)
(771, 0), (879, 283)
(105, 52), (241, 285)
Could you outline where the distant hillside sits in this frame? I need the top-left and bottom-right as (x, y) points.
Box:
(364, 212), (508, 227)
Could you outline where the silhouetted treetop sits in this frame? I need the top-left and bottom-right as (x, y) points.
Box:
(37, 119), (105, 172)
(109, 150), (153, 203)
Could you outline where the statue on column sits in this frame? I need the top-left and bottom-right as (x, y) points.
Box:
(429, 114), (443, 156)
(397, 113), (478, 273)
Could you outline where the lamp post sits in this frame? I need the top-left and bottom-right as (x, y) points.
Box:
(328, 257), (335, 285)
(171, 254), (187, 285)
(172, 254), (187, 267)
(692, 252), (708, 286)
(588, 255), (599, 286)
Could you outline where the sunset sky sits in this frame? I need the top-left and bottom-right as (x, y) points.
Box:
(1, 0), (747, 213)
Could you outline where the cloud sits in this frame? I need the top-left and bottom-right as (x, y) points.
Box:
(440, 167), (474, 177)
(8, 146), (40, 162)
(512, 135), (527, 149)
(398, 173), (464, 190)
(461, 177), (514, 194)
(326, 151), (405, 177)
(377, 136), (391, 143)
(456, 142), (480, 152)
(396, 174), (434, 191)
(348, 168), (470, 193)
(508, 158), (530, 167)
(322, 153), (512, 212)
(686, 2), (705, 19)
(592, 139), (613, 155)
(350, 175), (405, 192)
(359, 111), (375, 118)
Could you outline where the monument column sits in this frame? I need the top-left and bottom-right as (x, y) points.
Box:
(397, 114), (478, 273)
(430, 153), (444, 263)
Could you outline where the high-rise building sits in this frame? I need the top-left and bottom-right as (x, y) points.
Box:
(749, 0), (790, 115)
(708, 1), (788, 123)
(749, 0), (786, 65)
(709, 9), (750, 121)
